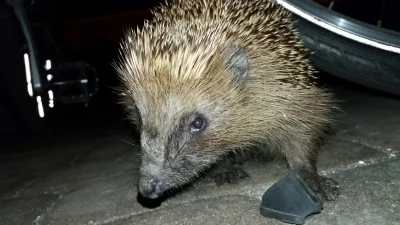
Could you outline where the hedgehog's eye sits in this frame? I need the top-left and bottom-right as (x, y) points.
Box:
(190, 116), (206, 133)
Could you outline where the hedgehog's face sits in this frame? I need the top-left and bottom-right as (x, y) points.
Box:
(124, 45), (250, 199)
(137, 107), (218, 199)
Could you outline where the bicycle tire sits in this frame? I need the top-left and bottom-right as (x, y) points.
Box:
(283, 0), (400, 96)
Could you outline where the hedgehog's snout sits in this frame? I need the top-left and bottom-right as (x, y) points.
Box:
(138, 174), (164, 199)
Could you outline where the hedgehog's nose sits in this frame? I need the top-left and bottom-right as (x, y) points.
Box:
(138, 177), (162, 199)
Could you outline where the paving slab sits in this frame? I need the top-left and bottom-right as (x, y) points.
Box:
(101, 157), (400, 225)
(156, 138), (390, 204)
(333, 87), (400, 151)
(0, 152), (69, 199)
(105, 195), (267, 225)
(19, 137), (140, 197)
(317, 138), (392, 174)
(0, 174), (39, 200)
(0, 133), (119, 199)
(306, 157), (400, 225)
(37, 170), (145, 225)
(0, 194), (59, 225)
(33, 137), (389, 225)
(336, 120), (400, 153)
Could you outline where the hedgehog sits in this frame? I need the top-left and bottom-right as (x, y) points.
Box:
(114, 0), (340, 202)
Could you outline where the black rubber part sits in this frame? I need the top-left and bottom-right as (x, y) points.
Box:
(290, 0), (400, 96)
(259, 171), (323, 225)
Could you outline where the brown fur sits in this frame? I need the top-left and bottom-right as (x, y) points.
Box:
(114, 0), (339, 200)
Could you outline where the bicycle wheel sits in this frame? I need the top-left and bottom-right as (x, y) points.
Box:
(278, 0), (400, 96)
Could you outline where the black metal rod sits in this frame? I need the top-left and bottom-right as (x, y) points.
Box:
(377, 0), (386, 27)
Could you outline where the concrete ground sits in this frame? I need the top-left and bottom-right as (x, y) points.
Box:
(1, 83), (399, 225)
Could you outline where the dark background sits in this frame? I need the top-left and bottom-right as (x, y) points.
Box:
(0, 0), (399, 147)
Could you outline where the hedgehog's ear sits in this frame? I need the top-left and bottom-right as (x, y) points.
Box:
(221, 45), (249, 84)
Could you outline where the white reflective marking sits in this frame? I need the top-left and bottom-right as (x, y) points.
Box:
(23, 53), (31, 83)
(48, 90), (54, 108)
(23, 53), (33, 97)
(48, 90), (54, 100)
(27, 83), (33, 97)
(36, 96), (45, 118)
(45, 59), (52, 70)
(47, 74), (53, 81)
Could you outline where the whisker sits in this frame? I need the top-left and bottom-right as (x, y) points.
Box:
(176, 142), (187, 156)
(83, 97), (143, 148)
(98, 125), (140, 148)
(88, 116), (141, 148)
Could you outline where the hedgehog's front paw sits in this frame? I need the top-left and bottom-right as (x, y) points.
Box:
(302, 173), (340, 201)
(205, 161), (250, 185)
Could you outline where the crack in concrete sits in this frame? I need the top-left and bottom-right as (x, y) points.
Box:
(33, 195), (64, 225)
(7, 174), (45, 199)
(89, 209), (154, 225)
(320, 154), (399, 176)
(335, 137), (399, 154)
